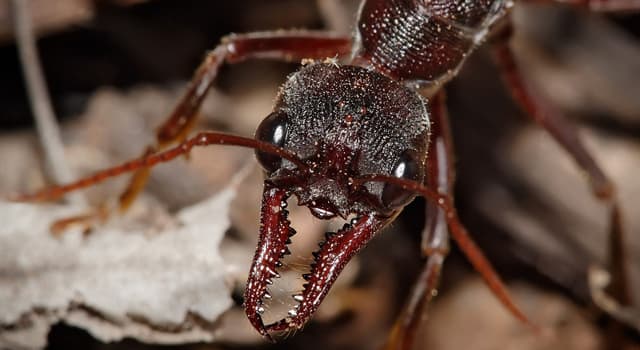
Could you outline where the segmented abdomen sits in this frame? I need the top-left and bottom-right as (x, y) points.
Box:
(356, 0), (509, 84)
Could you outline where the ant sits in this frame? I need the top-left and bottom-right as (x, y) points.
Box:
(11, 0), (637, 348)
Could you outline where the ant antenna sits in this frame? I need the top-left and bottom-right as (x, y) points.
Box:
(354, 174), (540, 333)
(9, 131), (307, 203)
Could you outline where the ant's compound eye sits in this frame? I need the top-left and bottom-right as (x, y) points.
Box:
(255, 111), (288, 173)
(382, 151), (423, 209)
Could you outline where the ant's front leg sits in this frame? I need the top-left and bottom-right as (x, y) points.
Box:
(48, 32), (352, 234)
(383, 92), (535, 350)
(493, 25), (634, 329)
(382, 91), (453, 350)
(119, 31), (353, 211)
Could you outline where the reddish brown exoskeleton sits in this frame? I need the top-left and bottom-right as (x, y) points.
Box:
(12, 0), (637, 348)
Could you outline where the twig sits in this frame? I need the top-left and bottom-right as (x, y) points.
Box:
(10, 0), (85, 206)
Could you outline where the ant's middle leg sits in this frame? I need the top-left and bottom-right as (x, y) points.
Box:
(118, 31), (353, 211)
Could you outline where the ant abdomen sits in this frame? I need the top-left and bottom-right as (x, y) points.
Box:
(356, 0), (510, 85)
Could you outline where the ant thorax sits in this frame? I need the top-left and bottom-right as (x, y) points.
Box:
(356, 0), (513, 87)
(258, 62), (431, 219)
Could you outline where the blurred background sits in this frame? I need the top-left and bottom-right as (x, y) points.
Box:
(0, 0), (639, 349)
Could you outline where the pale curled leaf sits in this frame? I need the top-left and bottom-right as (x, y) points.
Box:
(0, 188), (237, 349)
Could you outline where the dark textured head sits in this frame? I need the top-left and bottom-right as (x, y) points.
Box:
(244, 62), (430, 336)
(260, 62), (431, 217)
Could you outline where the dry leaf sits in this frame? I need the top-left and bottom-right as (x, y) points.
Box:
(0, 188), (237, 349)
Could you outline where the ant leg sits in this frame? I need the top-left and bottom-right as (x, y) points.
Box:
(383, 253), (446, 350)
(118, 31), (352, 211)
(46, 32), (351, 234)
(493, 33), (633, 308)
(420, 92), (456, 260)
(383, 92), (535, 350)
(494, 36), (614, 199)
(383, 92), (453, 350)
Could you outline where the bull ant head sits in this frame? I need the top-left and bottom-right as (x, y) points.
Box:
(244, 62), (431, 337)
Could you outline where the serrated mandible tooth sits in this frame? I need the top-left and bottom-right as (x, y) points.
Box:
(266, 266), (277, 276)
(293, 294), (304, 302)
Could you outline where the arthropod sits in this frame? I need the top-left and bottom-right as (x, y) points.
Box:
(11, 0), (636, 348)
